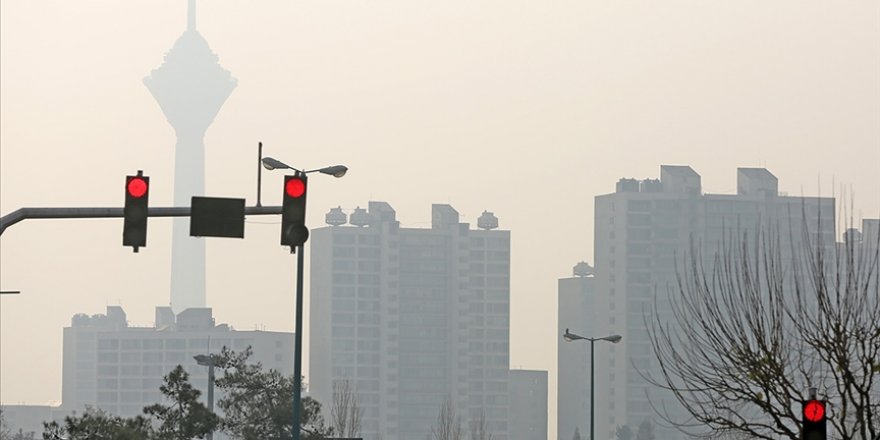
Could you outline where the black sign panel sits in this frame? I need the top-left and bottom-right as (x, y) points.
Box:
(190, 197), (245, 238)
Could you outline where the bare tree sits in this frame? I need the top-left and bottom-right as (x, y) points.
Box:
(644, 220), (879, 439)
(430, 396), (463, 440)
(331, 378), (364, 438)
(0, 410), (10, 440)
(635, 420), (654, 440)
(467, 410), (492, 440)
(614, 425), (632, 440)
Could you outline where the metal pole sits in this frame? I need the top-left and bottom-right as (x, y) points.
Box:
(0, 205), (283, 236)
(257, 141), (263, 207)
(292, 244), (305, 440)
(207, 361), (215, 440)
(591, 338), (595, 440)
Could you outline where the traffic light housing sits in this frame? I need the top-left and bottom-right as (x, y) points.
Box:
(802, 399), (826, 440)
(281, 173), (309, 247)
(123, 171), (150, 251)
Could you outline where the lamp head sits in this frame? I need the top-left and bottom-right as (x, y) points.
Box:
(262, 157), (291, 171)
(319, 165), (348, 178)
(604, 334), (623, 344)
(563, 328), (581, 342)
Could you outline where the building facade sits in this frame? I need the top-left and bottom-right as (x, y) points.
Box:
(61, 306), (292, 418)
(0, 405), (64, 438)
(591, 166), (835, 439)
(556, 262), (598, 440)
(510, 369), (548, 440)
(310, 203), (510, 440)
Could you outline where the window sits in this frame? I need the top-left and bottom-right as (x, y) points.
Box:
(98, 378), (118, 389)
(120, 378), (141, 389)
(120, 339), (141, 350)
(165, 339), (186, 349)
(98, 352), (118, 363)
(333, 246), (355, 258)
(97, 392), (118, 403)
(98, 339), (119, 350)
(98, 365), (118, 376)
(359, 247), (380, 258)
(335, 234), (356, 245)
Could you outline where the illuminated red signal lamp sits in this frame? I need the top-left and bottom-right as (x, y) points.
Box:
(802, 399), (827, 440)
(127, 176), (148, 198)
(286, 177), (306, 198)
(803, 400), (825, 423)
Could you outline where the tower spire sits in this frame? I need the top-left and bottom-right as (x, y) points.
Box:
(145, 0), (237, 313)
(187, 0), (196, 31)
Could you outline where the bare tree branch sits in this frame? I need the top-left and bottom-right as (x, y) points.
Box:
(331, 378), (363, 438)
(642, 213), (879, 439)
(430, 396), (463, 440)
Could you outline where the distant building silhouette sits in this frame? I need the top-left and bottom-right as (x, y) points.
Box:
(556, 262), (595, 440)
(0, 404), (63, 438)
(60, 306), (291, 419)
(588, 165), (835, 439)
(144, 0), (237, 312)
(310, 203), (511, 440)
(510, 369), (548, 440)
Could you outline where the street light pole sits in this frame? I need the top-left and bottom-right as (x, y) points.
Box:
(194, 354), (218, 440)
(257, 141), (263, 207)
(259, 153), (347, 440)
(563, 328), (622, 440)
(292, 243), (305, 440)
(590, 338), (595, 440)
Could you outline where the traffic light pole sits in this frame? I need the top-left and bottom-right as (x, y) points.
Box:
(292, 244), (305, 440)
(0, 205), (283, 236)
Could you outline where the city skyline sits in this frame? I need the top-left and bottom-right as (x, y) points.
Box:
(1, 2), (879, 440)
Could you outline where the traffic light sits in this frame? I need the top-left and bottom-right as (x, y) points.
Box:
(281, 173), (309, 247)
(123, 171), (150, 251)
(802, 399), (826, 440)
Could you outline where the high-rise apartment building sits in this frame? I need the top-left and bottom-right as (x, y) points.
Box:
(510, 369), (548, 440)
(556, 262), (598, 440)
(310, 202), (510, 440)
(61, 306), (292, 417)
(591, 166), (835, 439)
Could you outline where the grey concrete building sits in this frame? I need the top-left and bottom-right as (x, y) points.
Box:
(310, 203), (510, 440)
(510, 369), (547, 440)
(0, 405), (64, 438)
(591, 166), (835, 439)
(61, 306), (292, 418)
(556, 262), (597, 440)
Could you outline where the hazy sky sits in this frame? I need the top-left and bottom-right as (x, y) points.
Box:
(1, 1), (878, 438)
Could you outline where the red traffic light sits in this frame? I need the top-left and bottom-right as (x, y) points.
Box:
(804, 400), (825, 422)
(286, 178), (305, 198)
(127, 177), (148, 198)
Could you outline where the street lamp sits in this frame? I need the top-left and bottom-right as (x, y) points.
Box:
(262, 154), (347, 440)
(563, 328), (622, 440)
(194, 353), (220, 440)
(262, 157), (348, 178)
